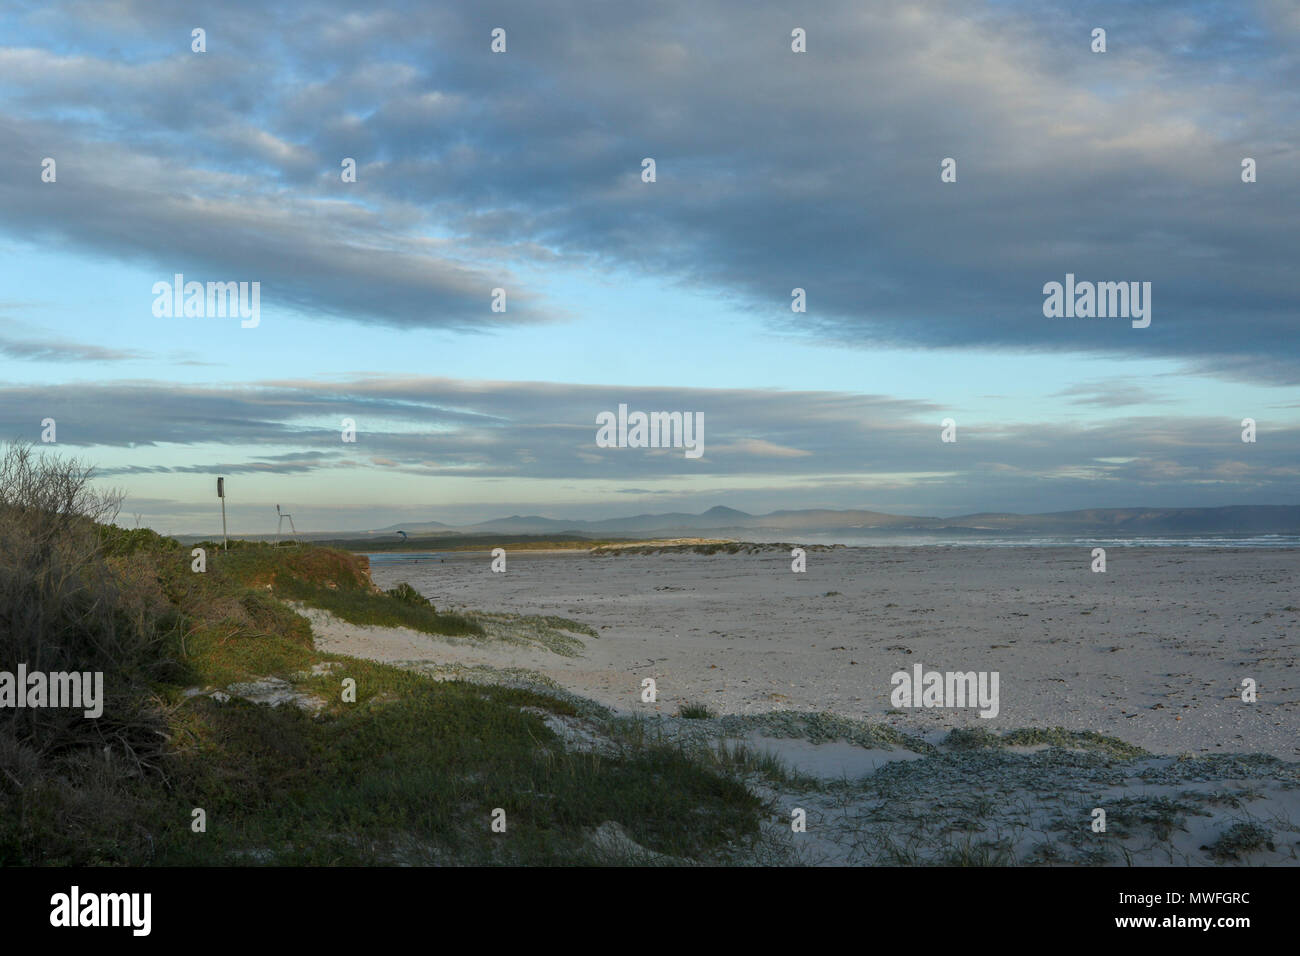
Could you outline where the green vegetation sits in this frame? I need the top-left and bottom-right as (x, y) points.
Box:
(943, 727), (1004, 751)
(718, 710), (937, 755)
(385, 581), (433, 608)
(593, 542), (747, 556)
(678, 703), (715, 719)
(1205, 821), (1274, 861)
(1000, 727), (1148, 760)
(1104, 794), (1210, 843)
(188, 543), (481, 638)
(462, 612), (594, 657)
(155, 670), (760, 865)
(942, 726), (1148, 760)
(0, 443), (764, 865)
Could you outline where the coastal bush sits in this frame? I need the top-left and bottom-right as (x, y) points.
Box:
(206, 545), (481, 637)
(0, 443), (182, 863)
(386, 581), (433, 610)
(280, 576), (480, 636)
(98, 524), (181, 557)
(0, 444), (765, 865)
(0, 442), (176, 764)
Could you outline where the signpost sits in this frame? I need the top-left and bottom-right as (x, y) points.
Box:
(217, 477), (227, 551)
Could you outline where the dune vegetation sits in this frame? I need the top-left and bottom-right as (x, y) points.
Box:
(0, 443), (764, 865)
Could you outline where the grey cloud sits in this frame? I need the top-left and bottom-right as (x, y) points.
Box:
(1054, 382), (1175, 407)
(0, 112), (556, 331)
(0, 377), (1294, 509)
(0, 333), (143, 362)
(1, 0), (1295, 374)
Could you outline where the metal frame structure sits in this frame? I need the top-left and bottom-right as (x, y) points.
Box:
(274, 504), (299, 546)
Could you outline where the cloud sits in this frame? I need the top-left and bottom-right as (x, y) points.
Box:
(0, 332), (143, 362)
(1054, 381), (1175, 407)
(0, 375), (1293, 512)
(0, 112), (555, 332)
(1, 1), (1297, 527)
(0, 0), (1294, 374)
(710, 438), (813, 457)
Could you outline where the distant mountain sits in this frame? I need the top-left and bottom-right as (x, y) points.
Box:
(941, 506), (1300, 534)
(368, 519), (456, 534)
(365, 505), (1300, 538)
(176, 504), (1300, 544)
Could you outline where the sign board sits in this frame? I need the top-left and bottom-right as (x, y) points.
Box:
(217, 477), (225, 498)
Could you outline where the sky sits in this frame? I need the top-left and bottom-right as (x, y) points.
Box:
(1, 0), (1297, 535)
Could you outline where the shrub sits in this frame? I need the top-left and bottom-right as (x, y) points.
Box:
(0, 442), (175, 768)
(678, 703), (715, 719)
(386, 582), (434, 610)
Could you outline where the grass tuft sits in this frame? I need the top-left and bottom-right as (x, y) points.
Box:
(678, 703), (715, 719)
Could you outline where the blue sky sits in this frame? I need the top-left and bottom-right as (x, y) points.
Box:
(1, 0), (1297, 534)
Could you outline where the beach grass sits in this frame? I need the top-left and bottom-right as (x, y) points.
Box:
(1205, 821), (1275, 861)
(155, 660), (762, 865)
(678, 702), (715, 719)
(197, 544), (486, 639)
(0, 447), (766, 864)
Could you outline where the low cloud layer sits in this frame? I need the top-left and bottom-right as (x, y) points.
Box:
(2, 376), (1294, 517)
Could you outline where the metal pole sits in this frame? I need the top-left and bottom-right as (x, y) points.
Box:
(218, 476), (228, 551)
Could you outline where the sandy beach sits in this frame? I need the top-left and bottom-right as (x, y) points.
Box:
(336, 546), (1299, 758)
(289, 544), (1300, 865)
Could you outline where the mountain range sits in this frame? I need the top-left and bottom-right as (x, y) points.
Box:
(356, 505), (1300, 538)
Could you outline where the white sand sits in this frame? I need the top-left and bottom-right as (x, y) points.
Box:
(348, 546), (1299, 758)
(298, 546), (1300, 865)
